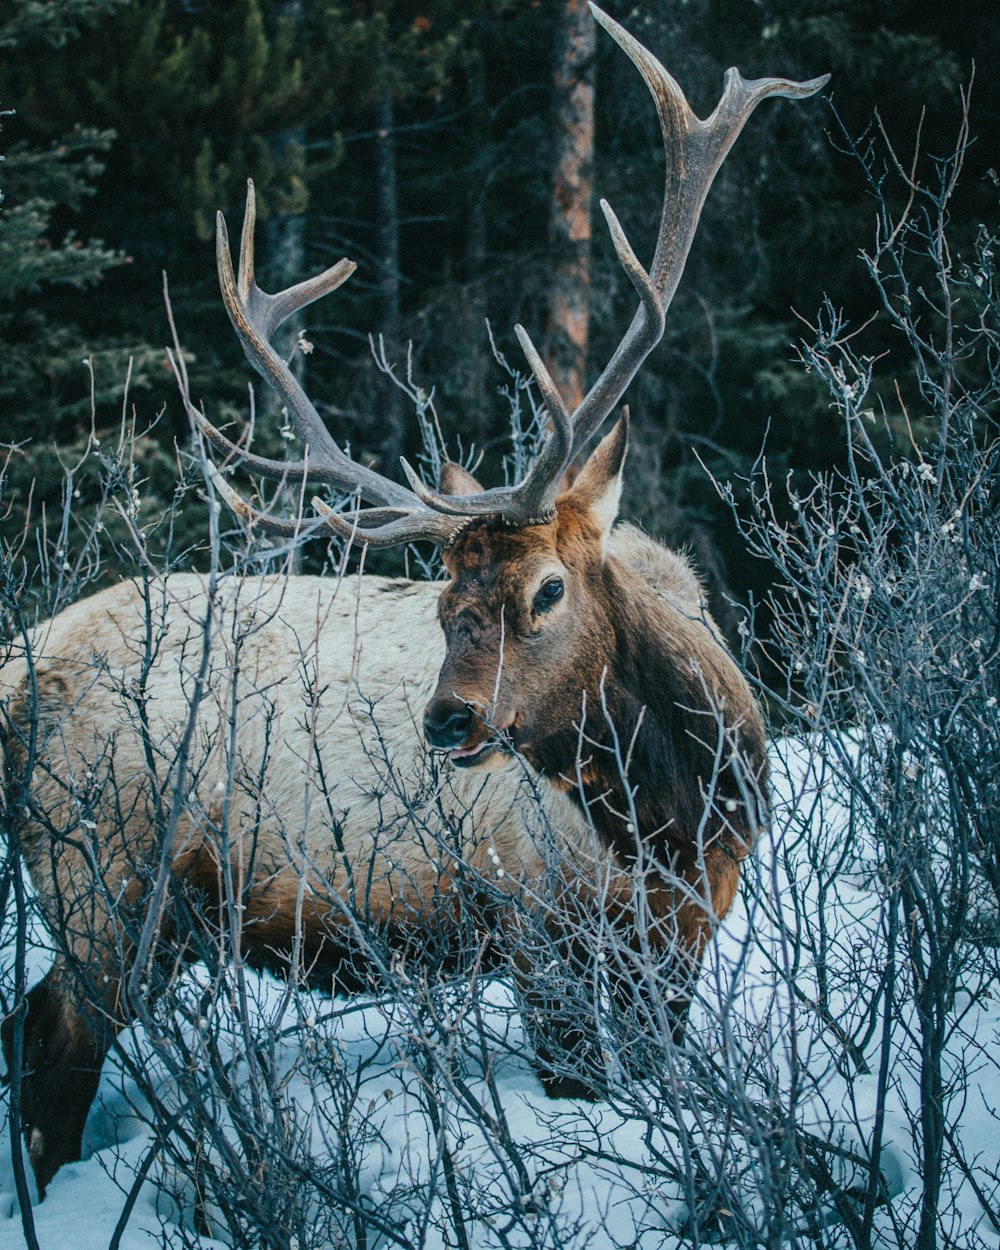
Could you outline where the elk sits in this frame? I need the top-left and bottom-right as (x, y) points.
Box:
(0, 6), (826, 1197)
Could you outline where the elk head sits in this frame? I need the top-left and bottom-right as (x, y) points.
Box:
(424, 415), (629, 771)
(190, 5), (827, 770)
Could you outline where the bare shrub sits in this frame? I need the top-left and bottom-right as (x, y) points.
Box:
(3, 95), (998, 1250)
(712, 100), (1000, 1249)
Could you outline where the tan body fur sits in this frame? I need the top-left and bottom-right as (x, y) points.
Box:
(2, 481), (766, 1200)
(4, 520), (719, 955)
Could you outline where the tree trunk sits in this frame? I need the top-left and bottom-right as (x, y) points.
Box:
(545, 0), (595, 416)
(464, 47), (489, 286)
(262, 178), (306, 397)
(263, 0), (308, 419)
(374, 42), (407, 475)
(459, 43), (492, 428)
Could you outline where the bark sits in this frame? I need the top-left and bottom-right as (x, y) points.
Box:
(375, 42), (406, 474)
(459, 44), (492, 424)
(545, 0), (595, 415)
(262, 187), (306, 398)
(263, 0), (307, 411)
(375, 66), (401, 339)
(464, 48), (489, 286)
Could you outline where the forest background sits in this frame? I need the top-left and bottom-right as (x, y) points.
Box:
(1, 0), (997, 632)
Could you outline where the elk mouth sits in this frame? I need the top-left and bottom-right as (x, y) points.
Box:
(447, 724), (520, 769)
(448, 739), (500, 768)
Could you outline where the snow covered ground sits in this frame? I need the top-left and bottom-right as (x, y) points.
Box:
(2, 737), (998, 1248)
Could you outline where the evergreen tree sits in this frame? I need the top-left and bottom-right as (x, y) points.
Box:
(2, 0), (993, 604)
(587, 0), (997, 620)
(0, 0), (162, 565)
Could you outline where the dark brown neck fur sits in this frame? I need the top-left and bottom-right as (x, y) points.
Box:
(523, 551), (766, 869)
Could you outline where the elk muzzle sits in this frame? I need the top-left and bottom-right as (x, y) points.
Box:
(424, 695), (475, 750)
(424, 692), (510, 768)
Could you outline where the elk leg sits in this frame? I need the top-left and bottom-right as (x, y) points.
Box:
(665, 996), (692, 1043)
(609, 849), (739, 1057)
(514, 932), (607, 1101)
(523, 994), (605, 1100)
(658, 845), (743, 1046)
(1, 963), (115, 1198)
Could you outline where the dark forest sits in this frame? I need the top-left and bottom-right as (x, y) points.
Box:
(2, 0), (995, 620)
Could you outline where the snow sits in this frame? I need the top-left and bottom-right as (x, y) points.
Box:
(2, 737), (998, 1248)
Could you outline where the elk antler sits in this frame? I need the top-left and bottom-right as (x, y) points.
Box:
(201, 7), (827, 546)
(197, 181), (462, 546)
(577, 6), (829, 456)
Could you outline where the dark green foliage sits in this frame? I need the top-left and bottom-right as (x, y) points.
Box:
(1, 0), (995, 615)
(0, 1), (168, 598)
(0, 0), (127, 50)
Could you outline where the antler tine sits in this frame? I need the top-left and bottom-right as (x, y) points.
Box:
(507, 325), (575, 515)
(213, 182), (423, 511)
(560, 3), (829, 461)
(204, 459), (330, 539)
(206, 452), (459, 547)
(311, 497), (460, 549)
(234, 180), (356, 350)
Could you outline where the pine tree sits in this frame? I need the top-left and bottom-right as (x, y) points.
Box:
(0, 0), (162, 561)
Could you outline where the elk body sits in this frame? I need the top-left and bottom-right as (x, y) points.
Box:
(0, 7), (825, 1197)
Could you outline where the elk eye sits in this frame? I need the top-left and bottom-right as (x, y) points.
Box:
(534, 578), (564, 613)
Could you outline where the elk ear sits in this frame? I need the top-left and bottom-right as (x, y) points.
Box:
(564, 410), (629, 541)
(440, 460), (484, 496)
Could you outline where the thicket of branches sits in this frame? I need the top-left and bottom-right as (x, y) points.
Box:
(2, 53), (999, 1250)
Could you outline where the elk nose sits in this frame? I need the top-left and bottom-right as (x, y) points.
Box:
(424, 697), (475, 749)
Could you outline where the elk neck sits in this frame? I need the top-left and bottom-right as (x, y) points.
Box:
(520, 524), (767, 870)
